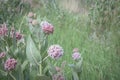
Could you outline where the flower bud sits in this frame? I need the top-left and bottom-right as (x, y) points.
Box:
(41, 21), (54, 35)
(0, 52), (6, 58)
(32, 19), (38, 25)
(4, 58), (17, 71)
(47, 45), (64, 59)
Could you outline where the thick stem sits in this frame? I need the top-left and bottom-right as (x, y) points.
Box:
(39, 64), (42, 76)
(9, 72), (16, 80)
(39, 55), (49, 76)
(39, 55), (49, 64)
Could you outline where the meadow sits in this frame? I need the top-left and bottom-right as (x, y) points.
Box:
(0, 0), (120, 80)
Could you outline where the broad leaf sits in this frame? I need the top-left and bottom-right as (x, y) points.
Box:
(36, 75), (51, 80)
(21, 60), (29, 71)
(26, 35), (41, 65)
(72, 70), (79, 80)
(74, 58), (83, 72)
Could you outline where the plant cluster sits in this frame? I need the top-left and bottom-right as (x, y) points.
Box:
(89, 0), (120, 33)
(0, 12), (83, 80)
(0, 0), (30, 24)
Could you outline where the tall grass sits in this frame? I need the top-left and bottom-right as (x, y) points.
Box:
(14, 0), (120, 80)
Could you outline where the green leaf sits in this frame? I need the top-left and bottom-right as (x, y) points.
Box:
(36, 75), (51, 80)
(48, 63), (57, 75)
(26, 35), (41, 65)
(21, 60), (29, 71)
(0, 69), (8, 76)
(72, 70), (79, 80)
(74, 58), (83, 72)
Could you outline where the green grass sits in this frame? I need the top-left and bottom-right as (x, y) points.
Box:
(15, 4), (120, 80)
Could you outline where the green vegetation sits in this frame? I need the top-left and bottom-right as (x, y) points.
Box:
(0, 0), (120, 80)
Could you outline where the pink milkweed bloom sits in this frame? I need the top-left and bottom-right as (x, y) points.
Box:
(4, 58), (17, 71)
(72, 52), (81, 60)
(11, 31), (23, 40)
(47, 45), (64, 59)
(40, 21), (54, 35)
(15, 32), (23, 40)
(0, 23), (8, 36)
(52, 74), (65, 80)
(0, 52), (6, 58)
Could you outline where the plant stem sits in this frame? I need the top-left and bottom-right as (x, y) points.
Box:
(9, 72), (16, 80)
(39, 55), (49, 76)
(39, 55), (49, 64)
(39, 64), (42, 76)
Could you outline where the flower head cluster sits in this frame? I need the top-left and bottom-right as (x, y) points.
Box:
(0, 52), (6, 58)
(72, 48), (81, 60)
(15, 32), (23, 40)
(10, 28), (23, 40)
(27, 12), (38, 25)
(41, 21), (54, 35)
(0, 23), (8, 37)
(52, 74), (65, 80)
(4, 58), (17, 71)
(47, 45), (64, 59)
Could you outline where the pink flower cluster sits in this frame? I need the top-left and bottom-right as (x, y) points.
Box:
(40, 21), (54, 35)
(72, 48), (81, 60)
(10, 28), (23, 40)
(4, 58), (17, 71)
(0, 23), (8, 37)
(52, 74), (65, 80)
(15, 32), (23, 40)
(47, 45), (64, 59)
(0, 52), (6, 58)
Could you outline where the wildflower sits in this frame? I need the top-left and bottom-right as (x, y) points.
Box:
(4, 58), (17, 71)
(73, 48), (79, 53)
(52, 74), (65, 80)
(72, 52), (81, 60)
(28, 12), (34, 18)
(11, 31), (23, 40)
(0, 23), (8, 36)
(0, 52), (6, 58)
(32, 19), (38, 25)
(72, 48), (81, 60)
(47, 45), (63, 59)
(40, 21), (54, 35)
(15, 32), (23, 40)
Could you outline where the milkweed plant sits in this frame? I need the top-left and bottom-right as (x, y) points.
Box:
(0, 12), (83, 80)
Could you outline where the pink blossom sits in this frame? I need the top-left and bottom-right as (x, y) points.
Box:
(15, 32), (23, 40)
(72, 52), (81, 60)
(0, 52), (6, 58)
(40, 21), (54, 34)
(4, 58), (17, 71)
(0, 23), (8, 36)
(11, 31), (23, 40)
(73, 48), (79, 53)
(52, 74), (65, 80)
(47, 45), (64, 59)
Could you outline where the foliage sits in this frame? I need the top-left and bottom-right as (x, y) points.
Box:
(0, 0), (30, 24)
(0, 0), (120, 80)
(89, 0), (120, 33)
